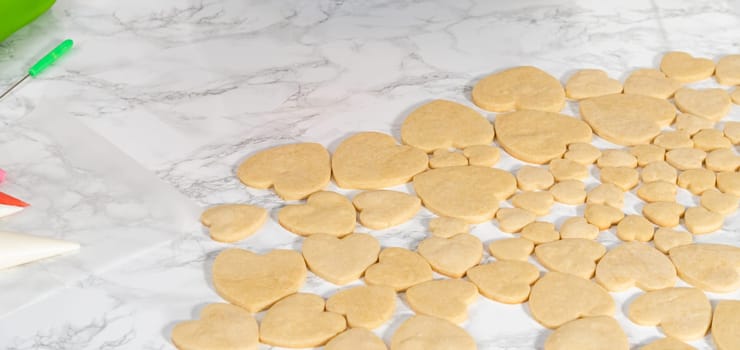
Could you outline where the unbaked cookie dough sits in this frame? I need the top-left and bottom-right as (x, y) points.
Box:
(172, 303), (259, 350)
(417, 233), (482, 278)
(683, 206), (724, 235)
(595, 242), (677, 291)
(637, 181), (677, 203)
(587, 183), (624, 209)
(674, 113), (715, 136)
(641, 161), (677, 184)
(596, 149), (637, 168)
(534, 238), (606, 279)
(627, 287), (711, 341)
(428, 216), (469, 238)
(579, 93), (675, 145)
(653, 130), (693, 150)
(487, 237), (534, 261)
(472, 66), (565, 112)
(519, 221), (560, 244)
(428, 149), (468, 168)
(642, 201), (685, 228)
(660, 52), (715, 83)
(559, 217), (600, 240)
(302, 233), (380, 285)
(584, 203), (624, 230)
(565, 69), (622, 100)
(278, 191), (356, 237)
(716, 54), (740, 85)
(401, 99), (494, 152)
(549, 158), (589, 181)
(364, 248), (433, 292)
(615, 215), (655, 242)
(405, 279), (478, 323)
(670, 244), (740, 293)
(511, 191), (554, 216)
(677, 168), (716, 195)
(543, 316), (628, 350)
(528, 272), (615, 328)
(653, 228), (693, 254)
(564, 142), (601, 165)
(390, 315), (476, 350)
(712, 300), (740, 350)
(623, 68), (681, 99)
(259, 293), (346, 348)
(326, 285), (396, 329)
(691, 128), (732, 151)
(549, 179), (587, 205)
(516, 166), (554, 191)
(353, 190), (421, 230)
(462, 145), (500, 167)
(496, 207), (536, 233)
(674, 87), (731, 121)
(467, 260), (540, 304)
(200, 204), (267, 243)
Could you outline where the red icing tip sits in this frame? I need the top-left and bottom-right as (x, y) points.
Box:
(0, 192), (29, 207)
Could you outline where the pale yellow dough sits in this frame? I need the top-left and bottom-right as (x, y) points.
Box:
(660, 52), (715, 83)
(595, 242), (677, 291)
(405, 279), (478, 323)
(559, 217), (599, 240)
(520, 221), (560, 244)
(579, 93), (675, 145)
(642, 201), (685, 228)
(564, 142), (601, 165)
(653, 130), (693, 150)
(200, 204), (267, 243)
(733, 89), (740, 105)
(615, 215), (655, 242)
(653, 228), (693, 253)
(401, 99), (494, 153)
(417, 233), (482, 278)
(705, 148), (740, 172)
(260, 293), (346, 348)
(565, 69), (623, 100)
(677, 168), (716, 195)
(428, 149), (468, 168)
(511, 191), (554, 216)
(528, 272), (615, 328)
(487, 238), (534, 261)
(700, 188), (739, 215)
(428, 216), (469, 238)
(630, 144), (666, 166)
(712, 300), (740, 350)
(172, 303), (259, 350)
(496, 207), (536, 233)
(640, 337), (696, 350)
(390, 315), (476, 350)
(641, 161), (677, 184)
(549, 180), (586, 205)
(516, 165), (554, 191)
(627, 287), (711, 341)
(674, 113), (715, 135)
(462, 145), (500, 167)
(674, 87), (731, 121)
(353, 190), (421, 230)
(723, 121), (740, 144)
(623, 68), (681, 99)
(716, 54), (740, 85)
(534, 239), (606, 279)
(325, 329), (388, 350)
(472, 66), (565, 112)
(278, 191), (356, 237)
(584, 203), (624, 230)
(599, 166), (639, 191)
(466, 260), (540, 304)
(587, 183), (624, 209)
(549, 158), (589, 181)
(670, 243), (740, 293)
(302, 233), (380, 285)
(692, 128), (732, 151)
(637, 181), (676, 203)
(596, 149), (637, 168)
(665, 148), (706, 170)
(543, 316), (628, 350)
(326, 285), (396, 329)
(364, 248), (433, 292)
(717, 171), (740, 196)
(683, 206), (724, 234)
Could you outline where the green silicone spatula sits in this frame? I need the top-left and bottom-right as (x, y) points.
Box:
(0, 38), (73, 100)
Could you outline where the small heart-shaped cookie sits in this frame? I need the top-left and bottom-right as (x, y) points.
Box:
(302, 233), (380, 285)
(332, 132), (428, 189)
(390, 315), (476, 350)
(584, 203), (624, 230)
(641, 161), (677, 184)
(278, 191), (356, 237)
(653, 130), (694, 150)
(627, 287), (711, 341)
(548, 158), (589, 181)
(405, 279), (478, 323)
(716, 54), (740, 85)
(674, 88), (731, 121)
(462, 145), (500, 167)
(549, 180), (587, 205)
(616, 215), (655, 242)
(472, 66), (565, 112)
(717, 171), (740, 196)
(587, 183), (624, 209)
(260, 293), (347, 348)
(325, 328), (388, 350)
(559, 217), (599, 240)
(666, 148), (706, 170)
(724, 121), (740, 144)
(653, 228), (693, 253)
(670, 243), (740, 293)
(172, 303), (258, 350)
(417, 233), (482, 278)
(237, 143), (330, 200)
(511, 191), (554, 216)
(640, 337), (696, 350)
(705, 149), (740, 172)
(642, 201), (685, 228)
(674, 113), (715, 136)
(599, 166), (639, 191)
(564, 142), (601, 165)
(365, 248), (433, 291)
(353, 190), (421, 230)
(660, 52), (715, 83)
(534, 239), (606, 279)
(212, 248), (306, 313)
(700, 188), (738, 215)
(544, 316), (628, 350)
(623, 68), (681, 99)
(516, 166), (555, 191)
(596, 149), (637, 168)
(487, 238), (534, 261)
(496, 207), (536, 233)
(401, 99), (494, 152)
(637, 181), (677, 203)
(684, 206), (724, 235)
(326, 285), (396, 329)
(428, 149), (468, 168)
(200, 204), (267, 243)
(519, 221), (560, 244)
(595, 242), (677, 291)
(580, 94), (675, 145)
(630, 144), (666, 166)
(677, 169), (715, 195)
(692, 129), (732, 151)
(565, 69), (623, 100)
(712, 300), (740, 350)
(428, 216), (469, 238)
(467, 260), (540, 304)
(529, 272), (615, 328)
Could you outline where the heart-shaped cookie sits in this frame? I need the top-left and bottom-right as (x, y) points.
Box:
(428, 149), (468, 168)
(325, 328), (388, 350)
(496, 207), (536, 233)
(534, 239), (606, 279)
(642, 201), (685, 228)
(674, 113), (715, 136)
(302, 233), (380, 285)
(677, 168), (715, 195)
(584, 203), (624, 230)
(406, 279), (478, 324)
(332, 132), (428, 189)
(684, 206), (724, 235)
(467, 260), (540, 304)
(494, 110), (592, 164)
(705, 149), (740, 172)
(417, 233), (482, 278)
(627, 287), (711, 341)
(565, 69), (623, 100)
(260, 293), (347, 348)
(623, 68), (682, 99)
(716, 54), (740, 85)
(237, 143), (330, 200)
(278, 191), (356, 237)
(700, 188), (738, 215)
(580, 94), (675, 145)
(472, 66), (565, 112)
(595, 242), (677, 291)
(200, 204), (267, 243)
(653, 228), (693, 254)
(511, 191), (554, 216)
(487, 237), (534, 261)
(326, 285), (396, 329)
(212, 248), (306, 313)
(717, 171), (740, 196)
(564, 142), (602, 165)
(171, 303), (258, 350)
(641, 337), (696, 350)
(712, 300), (740, 350)
(660, 51), (715, 83)
(616, 215), (655, 242)
(543, 316), (628, 350)
(558, 217), (599, 240)
(428, 216), (469, 238)
(364, 247), (433, 291)
(353, 190), (421, 230)
(463, 145), (500, 167)
(669, 243), (740, 293)
(674, 87), (731, 121)
(390, 315), (476, 350)
(586, 183), (624, 209)
(528, 272), (615, 328)
(692, 129), (732, 151)
(401, 99), (494, 152)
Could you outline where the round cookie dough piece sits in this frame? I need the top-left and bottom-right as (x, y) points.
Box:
(516, 165), (555, 191)
(462, 145), (500, 167)
(428, 149), (468, 169)
(660, 52), (715, 83)
(259, 293), (346, 348)
(417, 233), (483, 278)
(559, 217), (600, 240)
(237, 142), (330, 200)
(549, 158), (589, 181)
(579, 93), (676, 145)
(496, 207), (537, 233)
(623, 68), (681, 99)
(627, 287), (711, 341)
(564, 142), (602, 165)
(700, 188), (739, 215)
(715, 54), (740, 85)
(670, 244), (740, 293)
(630, 144), (666, 166)
(637, 181), (677, 203)
(278, 191), (356, 237)
(665, 148), (706, 170)
(494, 110), (592, 164)
(677, 168), (716, 195)
(692, 128), (732, 151)
(674, 113), (715, 136)
(413, 166), (516, 223)
(353, 190), (421, 230)
(717, 171), (740, 196)
(595, 242), (677, 291)
(723, 121), (740, 144)
(428, 216), (469, 238)
(674, 87), (731, 121)
(550, 179), (587, 205)
(390, 315), (476, 350)
(511, 191), (554, 216)
(364, 248), (433, 292)
(705, 148), (740, 172)
(584, 203), (624, 230)
(172, 303), (259, 350)
(653, 130), (693, 150)
(488, 237), (534, 261)
(642, 201), (685, 228)
(519, 221), (560, 244)
(653, 228), (693, 254)
(712, 300), (740, 350)
(534, 239), (606, 279)
(332, 132), (428, 189)
(405, 279), (478, 323)
(600, 166), (639, 191)
(587, 183), (624, 209)
(325, 329), (388, 350)
(640, 337), (696, 350)
(683, 206), (724, 234)
(401, 99), (494, 153)
(467, 260), (540, 304)
(326, 285), (396, 329)
(616, 215), (655, 242)
(472, 66), (565, 112)
(200, 204), (268, 243)
(543, 316), (629, 350)
(528, 272), (615, 328)
(641, 161), (677, 184)
(596, 149), (637, 168)
(302, 233), (381, 285)
(565, 69), (623, 100)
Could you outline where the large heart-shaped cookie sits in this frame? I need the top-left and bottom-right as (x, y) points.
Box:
(237, 143), (330, 200)
(212, 248), (306, 313)
(544, 316), (628, 350)
(467, 260), (540, 304)
(627, 287), (711, 341)
(326, 285), (396, 329)
(278, 191), (356, 237)
(405, 279), (478, 323)
(529, 272), (615, 328)
(660, 51), (715, 83)
(302, 233), (380, 285)
(669, 243), (740, 293)
(353, 190), (421, 230)
(401, 99), (494, 152)
(390, 315), (476, 350)
(332, 132), (428, 189)
(200, 204), (267, 243)
(579, 94), (676, 145)
(364, 247), (433, 291)
(260, 293), (347, 348)
(534, 239), (606, 279)
(472, 66), (565, 112)
(172, 303), (258, 350)
(712, 300), (740, 350)
(595, 242), (676, 292)
(417, 233), (482, 278)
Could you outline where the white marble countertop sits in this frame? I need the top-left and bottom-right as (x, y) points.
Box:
(1, 0), (739, 349)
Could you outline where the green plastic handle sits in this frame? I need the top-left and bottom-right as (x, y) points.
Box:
(28, 39), (73, 77)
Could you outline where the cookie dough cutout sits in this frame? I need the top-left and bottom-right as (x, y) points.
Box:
(278, 191), (356, 237)
(712, 300), (740, 350)
(488, 238), (534, 261)
(671, 244), (740, 292)
(627, 287), (711, 341)
(674, 113), (715, 136)
(462, 145), (500, 167)
(559, 217), (599, 240)
(213, 249), (306, 313)
(641, 337), (696, 350)
(637, 181), (677, 203)
(520, 221), (559, 244)
(365, 248), (433, 292)
(642, 201), (685, 228)
(716, 54), (740, 85)
(534, 239), (606, 279)
(723, 121), (740, 144)
(172, 303), (259, 350)
(417, 233), (482, 278)
(692, 128), (732, 151)
(428, 216), (469, 238)
(496, 207), (536, 233)
(472, 66), (565, 112)
(705, 149), (740, 172)
(401, 99), (494, 153)
(653, 228), (693, 253)
(543, 316), (629, 350)
(353, 190), (421, 230)
(683, 207), (724, 235)
(660, 52), (715, 83)
(587, 183), (624, 209)
(260, 293), (346, 348)
(564, 142), (601, 165)
(550, 180), (586, 205)
(630, 144), (666, 166)
(579, 93), (676, 145)
(467, 260), (540, 304)
(549, 158), (589, 181)
(405, 279), (478, 323)
(717, 171), (740, 196)
(302, 233), (380, 285)
(325, 329), (388, 350)
(623, 68), (681, 99)
(600, 166), (639, 191)
(641, 161), (677, 184)
(494, 110), (592, 164)
(665, 148), (706, 170)
(516, 166), (554, 191)
(390, 315), (476, 350)
(511, 191), (554, 216)
(595, 242), (677, 291)
(332, 132), (428, 189)
(237, 143), (330, 200)
(616, 215), (655, 242)
(413, 166), (516, 223)
(326, 285), (396, 329)
(596, 149), (637, 168)
(565, 69), (623, 100)
(200, 204), (267, 243)
(584, 203), (624, 230)
(677, 168), (716, 195)
(653, 130), (693, 150)
(674, 87), (731, 121)
(428, 149), (468, 169)
(700, 188), (738, 215)
(528, 272), (615, 328)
